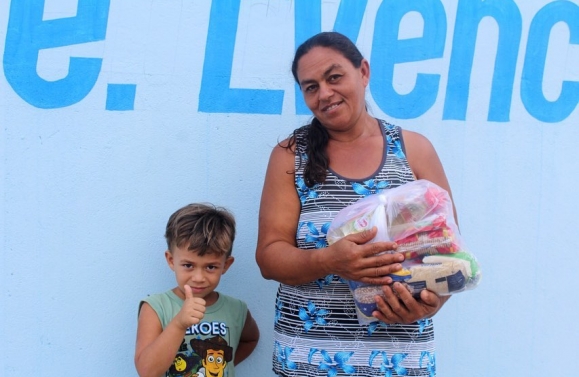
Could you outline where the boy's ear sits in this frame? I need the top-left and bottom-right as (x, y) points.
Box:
(165, 250), (175, 270)
(222, 256), (234, 274)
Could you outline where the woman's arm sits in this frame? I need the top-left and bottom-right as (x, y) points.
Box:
(403, 129), (457, 223)
(234, 310), (260, 364)
(255, 144), (403, 286)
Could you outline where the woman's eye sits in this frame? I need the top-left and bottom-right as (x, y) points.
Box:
(328, 74), (341, 82)
(304, 84), (317, 93)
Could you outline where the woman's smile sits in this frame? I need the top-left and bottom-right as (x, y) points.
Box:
(322, 100), (343, 113)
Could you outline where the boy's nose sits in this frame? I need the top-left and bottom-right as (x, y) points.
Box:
(189, 270), (205, 282)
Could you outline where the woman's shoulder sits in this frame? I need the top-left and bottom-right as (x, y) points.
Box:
(381, 122), (437, 168)
(376, 119), (430, 144)
(273, 124), (310, 154)
(399, 129), (447, 184)
(378, 119), (403, 137)
(400, 128), (435, 151)
(290, 124), (310, 146)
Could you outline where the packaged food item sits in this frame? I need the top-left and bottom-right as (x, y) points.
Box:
(327, 179), (481, 324)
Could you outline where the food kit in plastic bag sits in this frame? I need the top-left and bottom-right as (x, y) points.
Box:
(326, 179), (481, 324)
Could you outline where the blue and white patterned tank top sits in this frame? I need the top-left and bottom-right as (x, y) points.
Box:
(271, 120), (437, 377)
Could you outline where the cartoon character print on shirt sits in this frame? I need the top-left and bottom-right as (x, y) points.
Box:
(167, 339), (202, 377)
(189, 335), (233, 377)
(166, 321), (233, 377)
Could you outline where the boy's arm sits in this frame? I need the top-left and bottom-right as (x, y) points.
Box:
(134, 303), (186, 377)
(234, 309), (260, 365)
(135, 287), (206, 377)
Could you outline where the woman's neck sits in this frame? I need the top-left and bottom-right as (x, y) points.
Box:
(327, 114), (378, 144)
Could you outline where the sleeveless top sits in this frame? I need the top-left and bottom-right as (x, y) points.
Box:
(142, 290), (247, 377)
(271, 120), (437, 377)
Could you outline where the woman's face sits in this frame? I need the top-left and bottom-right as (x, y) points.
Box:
(296, 46), (369, 132)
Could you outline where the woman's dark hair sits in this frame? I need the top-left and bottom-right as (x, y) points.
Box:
(291, 31), (364, 84)
(286, 32), (365, 187)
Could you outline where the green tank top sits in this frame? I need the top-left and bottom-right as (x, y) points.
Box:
(141, 290), (247, 377)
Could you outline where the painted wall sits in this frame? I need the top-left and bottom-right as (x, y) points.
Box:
(2, 0), (578, 376)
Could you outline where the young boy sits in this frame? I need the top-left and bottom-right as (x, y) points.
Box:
(135, 203), (260, 377)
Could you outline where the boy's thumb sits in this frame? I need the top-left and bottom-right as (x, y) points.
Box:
(184, 284), (194, 299)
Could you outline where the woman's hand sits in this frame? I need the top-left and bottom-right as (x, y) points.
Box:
(372, 283), (448, 324)
(322, 227), (405, 285)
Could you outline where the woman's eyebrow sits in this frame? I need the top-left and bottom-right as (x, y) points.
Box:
(322, 64), (342, 77)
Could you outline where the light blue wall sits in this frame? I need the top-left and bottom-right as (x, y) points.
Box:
(2, 0), (579, 376)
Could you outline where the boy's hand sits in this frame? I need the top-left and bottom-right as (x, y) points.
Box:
(175, 285), (206, 330)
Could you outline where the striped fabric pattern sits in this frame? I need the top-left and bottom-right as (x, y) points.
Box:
(271, 120), (437, 377)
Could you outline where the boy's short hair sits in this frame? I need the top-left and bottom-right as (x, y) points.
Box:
(165, 203), (236, 257)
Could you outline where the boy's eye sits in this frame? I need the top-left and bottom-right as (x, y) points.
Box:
(206, 265), (217, 271)
(182, 263), (193, 269)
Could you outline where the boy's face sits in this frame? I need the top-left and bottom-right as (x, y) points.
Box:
(165, 244), (234, 304)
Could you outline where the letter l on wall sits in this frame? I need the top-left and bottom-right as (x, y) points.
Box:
(198, 0), (284, 114)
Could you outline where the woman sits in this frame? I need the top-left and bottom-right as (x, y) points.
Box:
(256, 31), (454, 376)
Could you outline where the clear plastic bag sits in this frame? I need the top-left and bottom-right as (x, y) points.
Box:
(327, 179), (481, 324)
